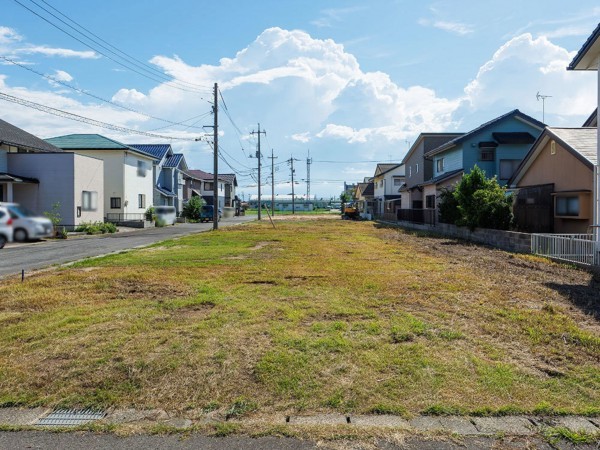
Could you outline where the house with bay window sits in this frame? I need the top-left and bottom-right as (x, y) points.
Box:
(46, 134), (154, 222)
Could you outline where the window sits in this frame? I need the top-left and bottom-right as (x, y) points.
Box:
(137, 160), (147, 177)
(437, 158), (444, 173)
(550, 140), (556, 155)
(426, 195), (436, 209)
(110, 197), (121, 209)
(499, 159), (521, 180)
(393, 178), (403, 186)
(416, 163), (419, 174)
(555, 196), (579, 217)
(479, 149), (495, 161)
(204, 182), (213, 191)
(82, 191), (98, 211)
(138, 194), (146, 209)
(408, 166), (412, 177)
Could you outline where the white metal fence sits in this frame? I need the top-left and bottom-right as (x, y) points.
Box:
(531, 233), (600, 266)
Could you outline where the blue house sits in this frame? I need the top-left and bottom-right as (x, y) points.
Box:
(128, 144), (188, 215)
(423, 109), (546, 188)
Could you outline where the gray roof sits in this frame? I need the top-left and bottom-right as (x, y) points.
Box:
(0, 118), (62, 153)
(420, 169), (464, 187)
(424, 109), (546, 158)
(583, 109), (598, 127)
(568, 22), (600, 70)
(548, 128), (597, 166)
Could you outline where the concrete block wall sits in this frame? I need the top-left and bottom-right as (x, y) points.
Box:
(385, 220), (532, 254)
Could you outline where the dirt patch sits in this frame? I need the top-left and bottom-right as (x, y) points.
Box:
(104, 278), (195, 300)
(250, 242), (273, 251)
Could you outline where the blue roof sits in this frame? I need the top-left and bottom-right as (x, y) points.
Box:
(129, 144), (172, 161)
(424, 109), (546, 158)
(155, 185), (176, 197)
(46, 134), (152, 158)
(163, 153), (186, 168)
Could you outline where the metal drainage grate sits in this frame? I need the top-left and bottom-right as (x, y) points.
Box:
(35, 408), (106, 427)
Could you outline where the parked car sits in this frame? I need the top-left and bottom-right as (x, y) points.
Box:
(199, 205), (222, 222)
(154, 206), (177, 226)
(0, 202), (54, 242)
(0, 205), (13, 248)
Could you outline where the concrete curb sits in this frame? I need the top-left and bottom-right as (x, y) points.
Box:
(1, 408), (599, 437)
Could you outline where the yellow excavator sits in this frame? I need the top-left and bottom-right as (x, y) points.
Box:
(342, 203), (359, 220)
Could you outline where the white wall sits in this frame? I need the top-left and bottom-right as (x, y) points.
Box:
(123, 151), (154, 213)
(73, 153), (104, 224)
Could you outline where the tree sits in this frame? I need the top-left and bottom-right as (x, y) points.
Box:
(182, 196), (205, 221)
(340, 191), (351, 203)
(438, 166), (512, 230)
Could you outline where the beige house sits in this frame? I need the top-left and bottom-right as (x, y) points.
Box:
(509, 127), (597, 234)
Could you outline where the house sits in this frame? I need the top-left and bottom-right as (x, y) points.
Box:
(46, 134), (154, 223)
(400, 133), (463, 210)
(567, 23), (600, 233)
(354, 180), (374, 218)
(216, 173), (238, 207)
(1, 119), (104, 228)
(421, 109), (545, 211)
(183, 169), (227, 209)
(128, 144), (188, 215)
(509, 127), (597, 234)
(372, 163), (405, 217)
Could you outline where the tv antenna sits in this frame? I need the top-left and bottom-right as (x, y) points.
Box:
(536, 91), (552, 123)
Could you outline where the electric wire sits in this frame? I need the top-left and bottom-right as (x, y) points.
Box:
(0, 91), (198, 140)
(13, 0), (210, 94)
(0, 55), (208, 129)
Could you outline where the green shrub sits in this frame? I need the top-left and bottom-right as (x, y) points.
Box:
(438, 187), (460, 224)
(145, 207), (155, 221)
(182, 196), (205, 221)
(75, 221), (117, 235)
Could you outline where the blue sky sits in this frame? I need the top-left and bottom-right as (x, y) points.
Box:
(1, 1), (599, 198)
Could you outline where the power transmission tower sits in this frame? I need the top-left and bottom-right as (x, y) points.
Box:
(306, 149), (312, 200)
(250, 124), (266, 220)
(268, 149), (278, 216)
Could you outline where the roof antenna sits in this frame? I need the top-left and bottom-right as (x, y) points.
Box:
(536, 91), (552, 124)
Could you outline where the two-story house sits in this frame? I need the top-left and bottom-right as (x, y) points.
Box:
(400, 133), (463, 210)
(183, 169), (226, 209)
(1, 119), (104, 228)
(46, 134), (155, 222)
(372, 163), (405, 217)
(128, 144), (188, 215)
(421, 109), (545, 209)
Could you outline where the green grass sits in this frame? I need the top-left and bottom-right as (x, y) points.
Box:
(0, 219), (598, 418)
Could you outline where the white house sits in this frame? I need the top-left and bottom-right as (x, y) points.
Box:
(46, 134), (154, 222)
(372, 163), (405, 217)
(1, 119), (104, 228)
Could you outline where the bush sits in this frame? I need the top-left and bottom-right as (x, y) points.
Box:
(182, 196), (205, 221)
(438, 166), (513, 231)
(75, 221), (117, 235)
(145, 206), (155, 221)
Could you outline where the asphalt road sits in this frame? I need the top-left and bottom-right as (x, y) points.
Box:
(0, 216), (254, 278)
(0, 432), (569, 450)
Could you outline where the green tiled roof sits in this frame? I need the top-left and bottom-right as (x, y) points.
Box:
(46, 134), (155, 158)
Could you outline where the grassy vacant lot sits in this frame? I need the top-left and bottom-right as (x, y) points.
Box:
(0, 219), (598, 418)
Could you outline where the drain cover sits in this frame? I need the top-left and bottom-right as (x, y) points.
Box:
(35, 408), (106, 427)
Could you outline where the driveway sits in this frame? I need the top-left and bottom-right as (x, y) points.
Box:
(0, 216), (254, 278)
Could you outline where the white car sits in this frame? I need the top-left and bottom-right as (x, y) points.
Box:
(0, 205), (13, 248)
(0, 203), (54, 242)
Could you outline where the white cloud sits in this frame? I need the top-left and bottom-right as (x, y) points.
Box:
(16, 46), (99, 59)
(53, 70), (73, 82)
(291, 132), (311, 143)
(0, 26), (22, 44)
(464, 33), (595, 118)
(311, 6), (367, 28)
(419, 18), (474, 35)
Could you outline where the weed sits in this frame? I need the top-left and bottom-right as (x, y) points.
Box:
(543, 426), (600, 445)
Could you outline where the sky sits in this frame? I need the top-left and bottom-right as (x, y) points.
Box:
(1, 0), (599, 199)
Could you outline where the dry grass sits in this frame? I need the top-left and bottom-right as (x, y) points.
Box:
(0, 219), (598, 418)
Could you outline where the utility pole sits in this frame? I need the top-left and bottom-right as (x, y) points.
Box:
(268, 149), (277, 216)
(212, 83), (219, 230)
(287, 156), (300, 214)
(250, 124), (266, 220)
(306, 149), (312, 201)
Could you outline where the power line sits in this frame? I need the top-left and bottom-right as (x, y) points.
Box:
(0, 55), (209, 129)
(13, 0), (210, 94)
(0, 91), (197, 141)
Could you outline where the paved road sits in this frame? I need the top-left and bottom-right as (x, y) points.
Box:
(0, 432), (568, 450)
(0, 216), (254, 278)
